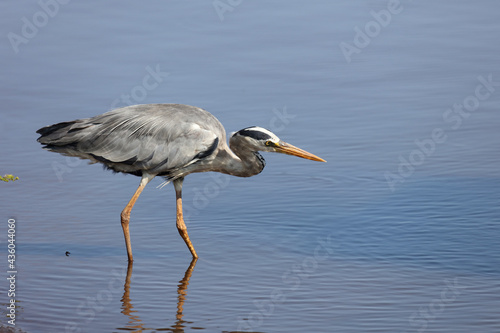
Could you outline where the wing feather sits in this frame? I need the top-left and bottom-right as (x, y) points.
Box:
(37, 104), (225, 176)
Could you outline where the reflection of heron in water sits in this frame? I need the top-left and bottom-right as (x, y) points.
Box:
(120, 259), (198, 332)
(174, 259), (198, 331)
(120, 262), (143, 331)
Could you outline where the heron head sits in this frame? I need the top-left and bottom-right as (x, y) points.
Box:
(231, 126), (326, 162)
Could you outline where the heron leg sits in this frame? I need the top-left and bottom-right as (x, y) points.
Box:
(174, 178), (198, 259)
(121, 173), (154, 262)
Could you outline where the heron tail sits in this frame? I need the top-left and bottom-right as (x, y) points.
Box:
(36, 120), (91, 146)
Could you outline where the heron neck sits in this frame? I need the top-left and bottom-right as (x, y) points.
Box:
(216, 144), (265, 178)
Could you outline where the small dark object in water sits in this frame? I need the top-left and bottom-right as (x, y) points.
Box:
(65, 251), (70, 256)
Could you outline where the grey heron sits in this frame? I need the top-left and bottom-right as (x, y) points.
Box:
(37, 104), (325, 261)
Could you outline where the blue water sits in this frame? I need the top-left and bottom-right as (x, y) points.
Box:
(1, 1), (499, 332)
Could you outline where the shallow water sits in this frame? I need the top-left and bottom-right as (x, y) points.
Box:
(1, 1), (500, 332)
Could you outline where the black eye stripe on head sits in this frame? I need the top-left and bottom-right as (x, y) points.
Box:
(237, 128), (272, 141)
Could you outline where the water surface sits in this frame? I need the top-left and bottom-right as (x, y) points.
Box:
(1, 1), (499, 332)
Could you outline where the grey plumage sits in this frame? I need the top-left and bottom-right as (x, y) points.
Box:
(38, 104), (228, 179)
(37, 103), (325, 260)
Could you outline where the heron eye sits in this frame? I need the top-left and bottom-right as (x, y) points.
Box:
(265, 141), (273, 146)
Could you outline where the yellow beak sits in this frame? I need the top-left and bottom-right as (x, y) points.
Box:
(274, 141), (326, 162)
